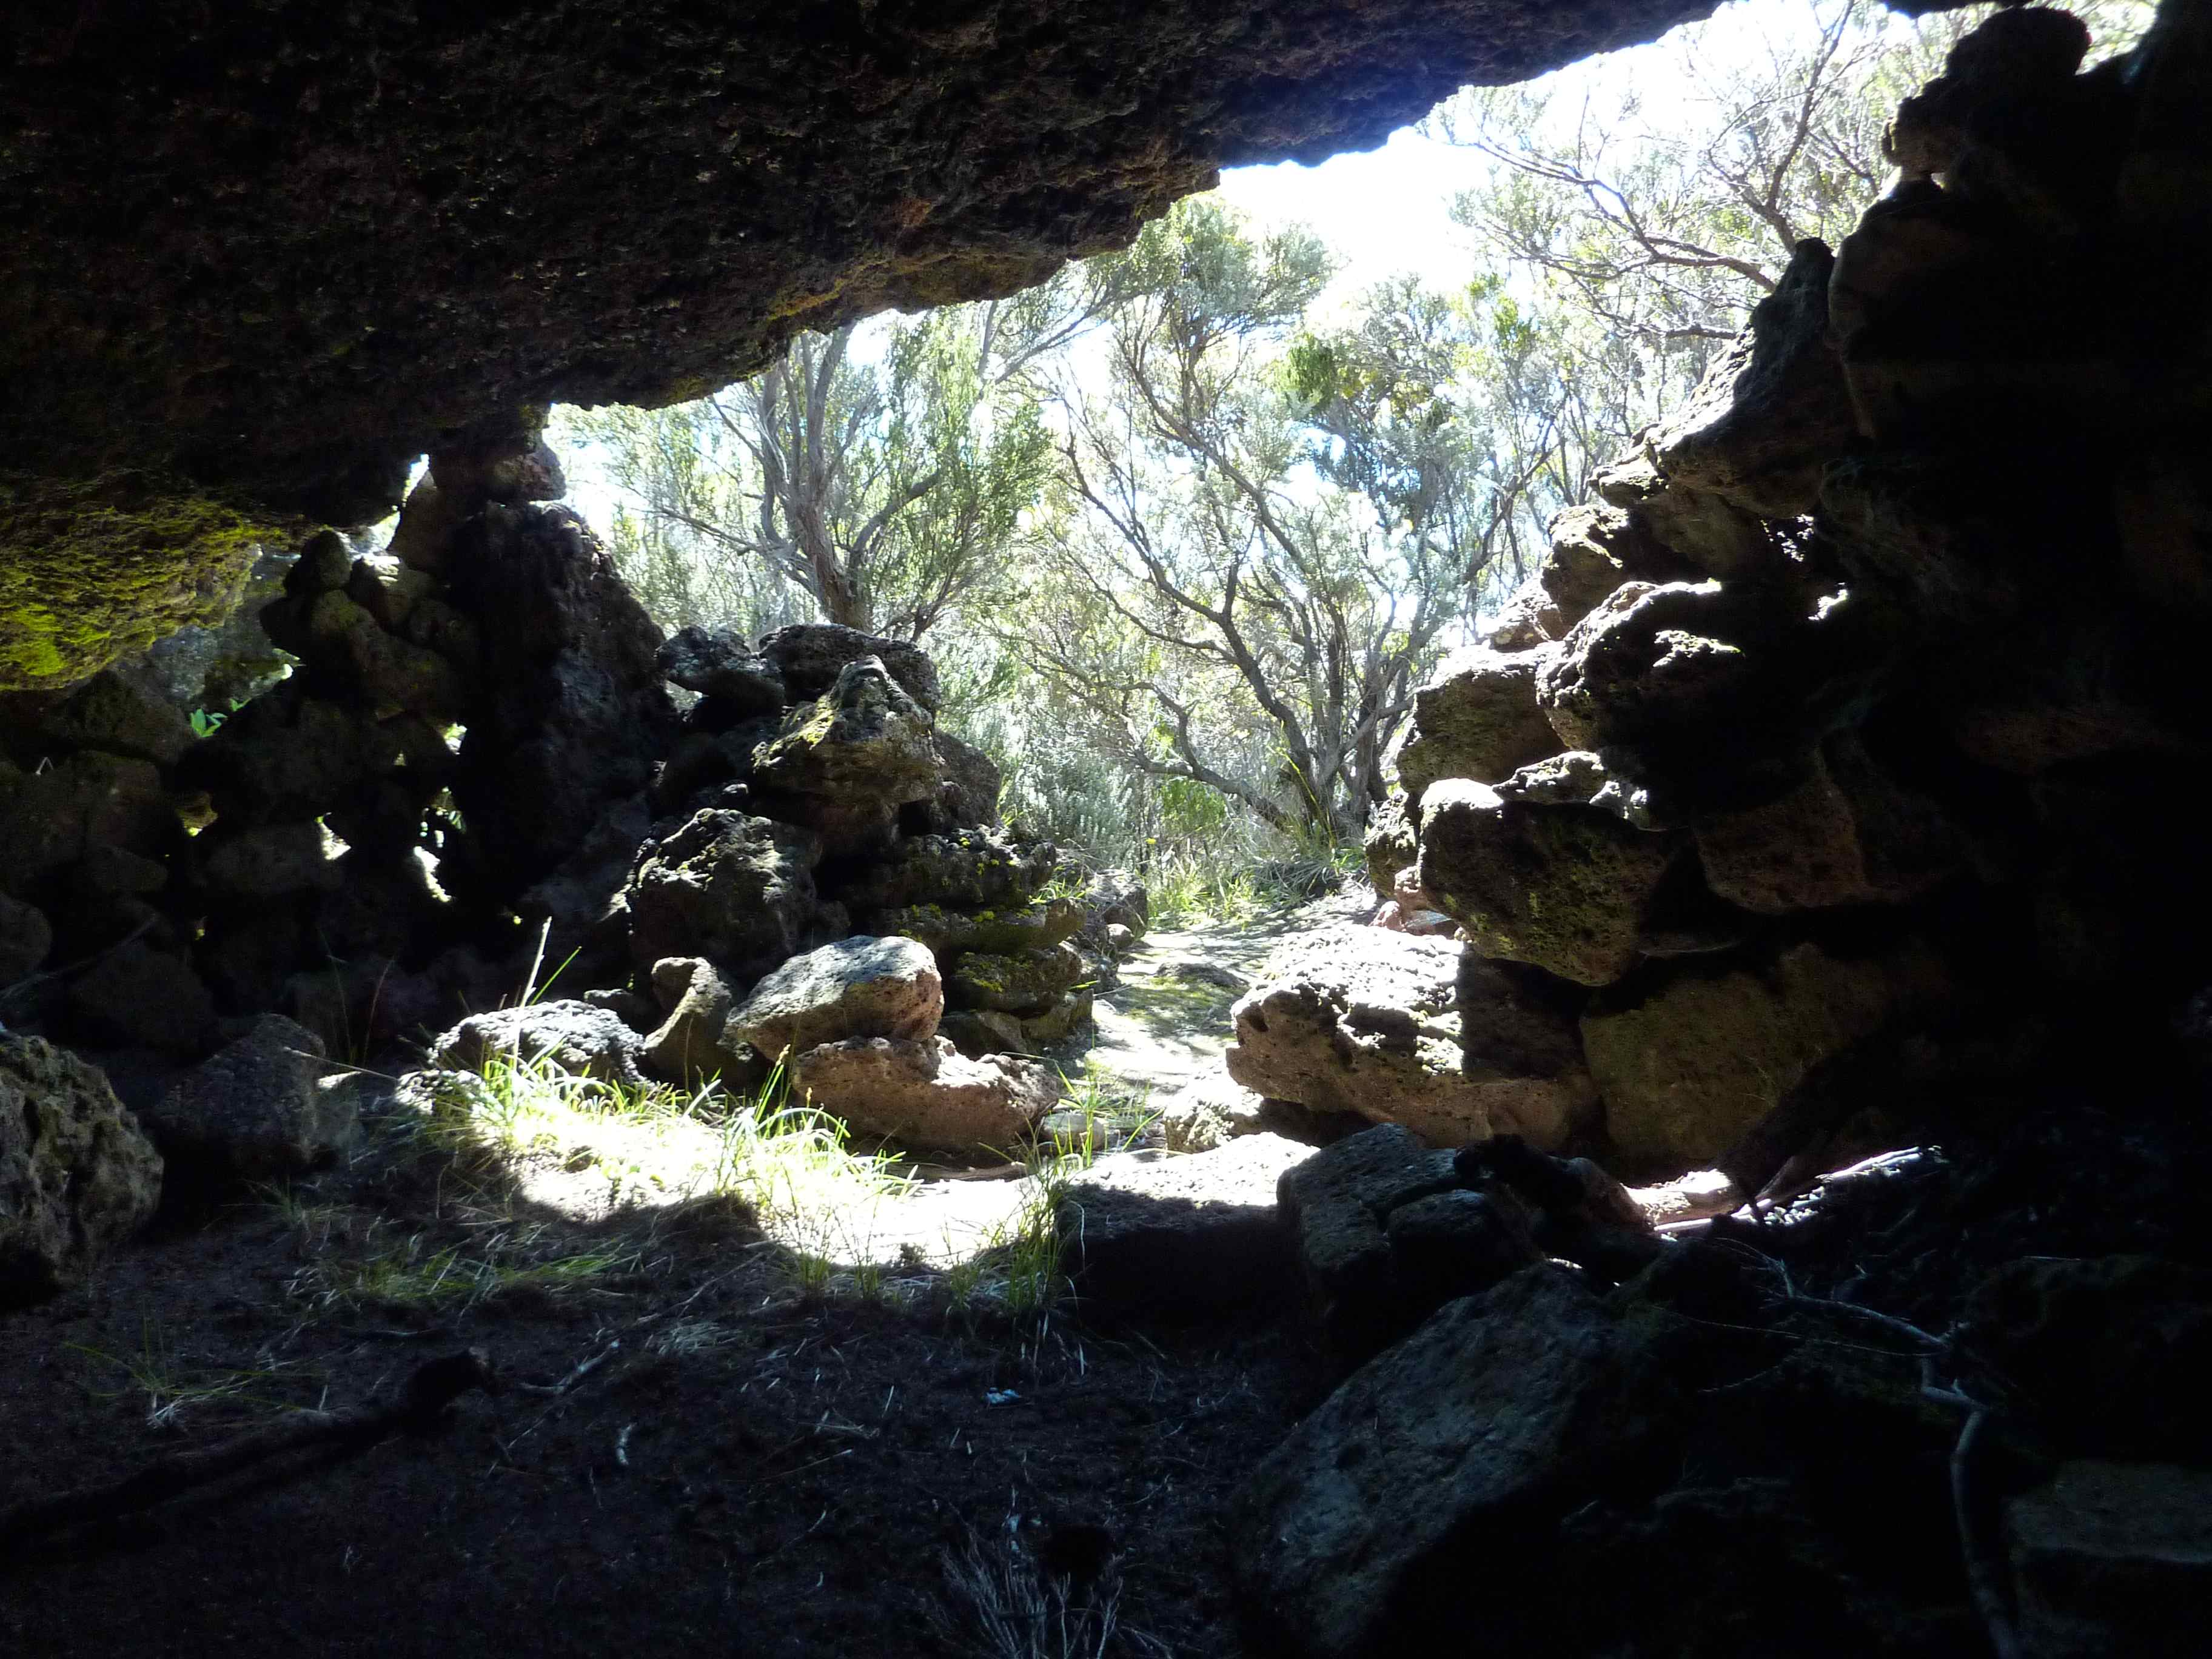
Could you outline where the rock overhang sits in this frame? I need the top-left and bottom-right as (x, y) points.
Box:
(0, 0), (1735, 688)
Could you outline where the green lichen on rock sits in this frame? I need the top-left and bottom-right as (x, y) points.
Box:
(0, 470), (292, 690)
(1416, 778), (1682, 987)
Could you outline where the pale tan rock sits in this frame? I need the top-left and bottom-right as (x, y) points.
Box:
(725, 934), (942, 1062)
(1224, 925), (1593, 1150)
(790, 1035), (1061, 1153)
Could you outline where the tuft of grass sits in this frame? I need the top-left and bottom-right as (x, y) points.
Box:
(70, 1321), (303, 1432)
(931, 1512), (1168, 1658)
(291, 1221), (645, 1315)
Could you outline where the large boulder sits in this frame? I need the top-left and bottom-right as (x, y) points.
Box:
(834, 826), (1057, 912)
(1391, 645), (1562, 806)
(943, 941), (1088, 1017)
(1692, 731), (1960, 913)
(1535, 577), (1897, 822)
(1230, 1265), (1681, 1659)
(789, 1036), (1061, 1153)
(1, 1033), (163, 1302)
(638, 957), (765, 1091)
(137, 1013), (349, 1181)
(654, 624), (787, 714)
(430, 1000), (646, 1090)
(1580, 939), (1953, 1173)
(866, 896), (1085, 957)
(447, 505), (677, 892)
(756, 623), (942, 714)
(1649, 237), (1857, 520)
(64, 940), (218, 1056)
(1418, 779), (1683, 988)
(34, 668), (198, 769)
(0, 749), (175, 890)
(1225, 926), (1594, 1149)
(723, 934), (943, 1061)
(923, 731), (1004, 831)
(623, 808), (820, 978)
(751, 656), (942, 806)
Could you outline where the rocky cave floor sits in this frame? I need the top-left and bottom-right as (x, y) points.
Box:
(5, 903), (2209, 1659)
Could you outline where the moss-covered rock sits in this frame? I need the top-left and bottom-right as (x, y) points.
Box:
(1417, 779), (1683, 988)
(0, 471), (289, 690)
(1580, 939), (1952, 1172)
(945, 941), (1088, 1016)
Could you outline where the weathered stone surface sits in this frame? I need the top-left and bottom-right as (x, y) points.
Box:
(944, 941), (1088, 1017)
(655, 625), (787, 713)
(1581, 939), (1952, 1172)
(448, 506), (676, 891)
(1227, 926), (1593, 1148)
(1392, 645), (1561, 805)
(1535, 576), (1894, 822)
(0, 749), (175, 890)
(1231, 1265), (1680, 1659)
(937, 1008), (1030, 1061)
(0, 1033), (163, 1302)
(1418, 779), (1682, 987)
(756, 625), (943, 715)
(184, 683), (400, 829)
(923, 731), (1005, 831)
(638, 957), (763, 1091)
(864, 897), (1085, 958)
(1, 893), (54, 985)
(64, 942), (216, 1056)
(1537, 504), (1675, 634)
(1651, 238), (1857, 520)
(35, 669), (198, 769)
(623, 808), (819, 979)
(2006, 1460), (2212, 1659)
(431, 1000), (646, 1089)
(1057, 1134), (1312, 1315)
(1361, 794), (1418, 899)
(1276, 1122), (1461, 1358)
(1886, 6), (2092, 179)
(723, 935), (942, 1062)
(1156, 1074), (1275, 1153)
(1693, 732), (1959, 913)
(790, 1035), (1062, 1153)
(751, 657), (941, 810)
(139, 1014), (346, 1180)
(832, 827), (1057, 913)
(343, 552), (439, 632)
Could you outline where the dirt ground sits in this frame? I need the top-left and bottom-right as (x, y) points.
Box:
(1, 905), (1351, 1659)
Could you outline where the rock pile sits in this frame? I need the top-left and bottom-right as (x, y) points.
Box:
(1235, 4), (2212, 1187)
(1, 415), (1130, 1290)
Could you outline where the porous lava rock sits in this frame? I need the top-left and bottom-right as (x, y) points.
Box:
(1579, 939), (1953, 1173)
(789, 1035), (1062, 1153)
(723, 934), (943, 1062)
(0, 1032), (164, 1302)
(1226, 926), (1594, 1148)
(1417, 780), (1683, 988)
(623, 809), (820, 979)
(1230, 1264), (1680, 1659)
(446, 506), (675, 890)
(431, 1001), (648, 1091)
(137, 1014), (349, 1182)
(1390, 644), (1563, 806)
